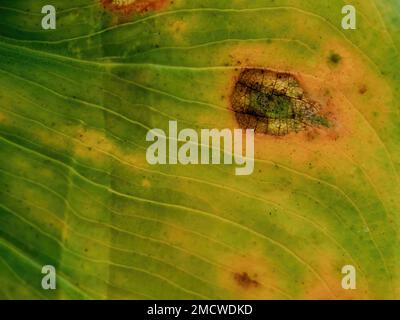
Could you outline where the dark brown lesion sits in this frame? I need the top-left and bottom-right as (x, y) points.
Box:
(233, 272), (260, 289)
(231, 69), (330, 136)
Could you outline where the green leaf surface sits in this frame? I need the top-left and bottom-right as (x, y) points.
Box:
(0, 0), (399, 299)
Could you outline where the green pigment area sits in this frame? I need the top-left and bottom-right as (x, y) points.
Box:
(251, 92), (294, 118)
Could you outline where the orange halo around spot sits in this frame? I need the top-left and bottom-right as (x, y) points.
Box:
(101, 0), (169, 15)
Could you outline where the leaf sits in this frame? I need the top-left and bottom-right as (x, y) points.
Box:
(0, 0), (399, 299)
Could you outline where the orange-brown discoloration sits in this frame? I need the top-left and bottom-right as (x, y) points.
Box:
(302, 253), (370, 300)
(101, 0), (169, 15)
(0, 112), (8, 124)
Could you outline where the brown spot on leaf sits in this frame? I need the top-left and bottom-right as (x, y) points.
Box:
(230, 68), (330, 136)
(359, 85), (367, 95)
(234, 272), (260, 289)
(217, 251), (284, 299)
(101, 0), (169, 15)
(328, 52), (342, 65)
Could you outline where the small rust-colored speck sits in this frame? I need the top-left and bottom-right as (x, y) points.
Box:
(359, 85), (367, 95)
(234, 272), (260, 289)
